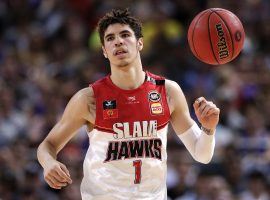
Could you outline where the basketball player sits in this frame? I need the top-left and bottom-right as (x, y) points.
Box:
(37, 8), (220, 200)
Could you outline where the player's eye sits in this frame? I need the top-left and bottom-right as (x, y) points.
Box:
(106, 36), (114, 41)
(121, 33), (130, 38)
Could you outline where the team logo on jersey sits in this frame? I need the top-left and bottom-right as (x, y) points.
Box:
(148, 91), (161, 102)
(103, 100), (118, 119)
(103, 100), (116, 109)
(104, 138), (162, 162)
(104, 120), (164, 162)
(150, 103), (163, 115)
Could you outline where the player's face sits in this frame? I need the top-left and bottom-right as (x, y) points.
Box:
(102, 23), (143, 67)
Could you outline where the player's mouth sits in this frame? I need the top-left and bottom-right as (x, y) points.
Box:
(114, 49), (128, 56)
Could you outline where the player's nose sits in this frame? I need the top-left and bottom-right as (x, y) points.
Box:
(114, 36), (123, 47)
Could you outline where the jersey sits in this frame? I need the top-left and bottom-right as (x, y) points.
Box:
(81, 72), (170, 200)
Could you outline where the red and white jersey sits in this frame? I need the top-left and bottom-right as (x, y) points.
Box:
(81, 72), (170, 200)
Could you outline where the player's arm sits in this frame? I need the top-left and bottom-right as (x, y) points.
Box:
(166, 80), (220, 164)
(37, 87), (95, 189)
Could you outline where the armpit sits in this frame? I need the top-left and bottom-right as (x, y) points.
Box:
(165, 80), (174, 115)
(83, 87), (96, 124)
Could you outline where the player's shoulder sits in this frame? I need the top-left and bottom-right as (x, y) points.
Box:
(146, 71), (180, 90)
(147, 71), (165, 80)
(146, 71), (183, 95)
(145, 71), (166, 86)
(73, 87), (95, 104)
(90, 75), (108, 87)
(75, 75), (110, 99)
(165, 79), (182, 94)
(78, 87), (94, 96)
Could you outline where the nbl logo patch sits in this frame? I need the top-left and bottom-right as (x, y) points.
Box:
(148, 91), (161, 102)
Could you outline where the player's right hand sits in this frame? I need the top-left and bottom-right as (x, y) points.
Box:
(43, 160), (72, 189)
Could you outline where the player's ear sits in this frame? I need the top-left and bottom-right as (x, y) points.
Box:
(137, 38), (143, 51)
(102, 46), (108, 58)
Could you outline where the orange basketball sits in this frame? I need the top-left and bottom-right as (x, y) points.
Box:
(188, 8), (245, 65)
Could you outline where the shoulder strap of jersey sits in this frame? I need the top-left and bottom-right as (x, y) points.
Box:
(145, 71), (165, 85)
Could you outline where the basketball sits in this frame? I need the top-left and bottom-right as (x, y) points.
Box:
(188, 8), (245, 65)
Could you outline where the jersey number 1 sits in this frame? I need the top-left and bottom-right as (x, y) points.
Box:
(133, 160), (142, 184)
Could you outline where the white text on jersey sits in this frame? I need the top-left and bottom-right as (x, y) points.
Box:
(112, 120), (157, 139)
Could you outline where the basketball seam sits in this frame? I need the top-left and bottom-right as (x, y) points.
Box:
(191, 10), (209, 61)
(208, 11), (219, 65)
(212, 10), (235, 61)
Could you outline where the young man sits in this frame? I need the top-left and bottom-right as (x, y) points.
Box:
(37, 8), (220, 200)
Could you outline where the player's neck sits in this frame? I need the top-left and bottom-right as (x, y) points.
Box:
(110, 64), (145, 90)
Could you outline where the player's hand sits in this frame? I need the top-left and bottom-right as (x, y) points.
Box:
(193, 97), (220, 131)
(43, 160), (72, 189)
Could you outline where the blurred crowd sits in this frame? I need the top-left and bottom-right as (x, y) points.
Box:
(0, 0), (270, 199)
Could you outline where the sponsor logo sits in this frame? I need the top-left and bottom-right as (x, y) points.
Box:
(128, 96), (136, 101)
(150, 103), (163, 115)
(126, 96), (140, 104)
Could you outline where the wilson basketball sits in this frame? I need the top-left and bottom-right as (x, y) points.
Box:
(188, 8), (245, 65)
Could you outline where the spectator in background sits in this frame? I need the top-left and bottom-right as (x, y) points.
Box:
(239, 170), (269, 200)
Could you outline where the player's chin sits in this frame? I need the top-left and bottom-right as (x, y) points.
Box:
(115, 60), (130, 68)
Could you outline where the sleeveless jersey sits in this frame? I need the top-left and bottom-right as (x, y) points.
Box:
(81, 72), (170, 200)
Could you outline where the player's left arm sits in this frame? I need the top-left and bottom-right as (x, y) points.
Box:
(166, 79), (220, 164)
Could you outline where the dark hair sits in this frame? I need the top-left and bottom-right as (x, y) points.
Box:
(97, 8), (143, 45)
